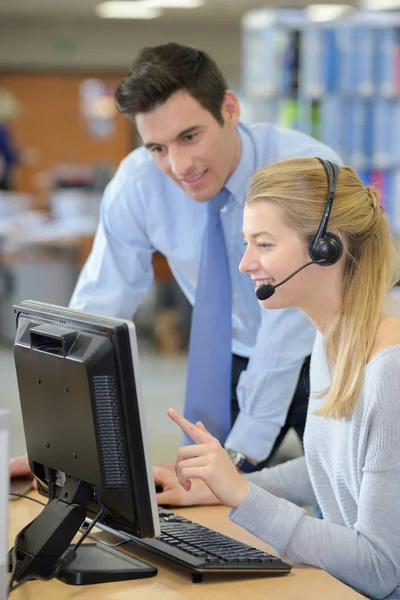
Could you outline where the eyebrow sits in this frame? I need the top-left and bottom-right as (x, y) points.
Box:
(144, 126), (201, 150)
(242, 230), (276, 240)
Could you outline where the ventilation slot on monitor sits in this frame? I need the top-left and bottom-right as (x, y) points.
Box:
(92, 375), (128, 489)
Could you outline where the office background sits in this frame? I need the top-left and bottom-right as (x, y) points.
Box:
(1, 0), (400, 466)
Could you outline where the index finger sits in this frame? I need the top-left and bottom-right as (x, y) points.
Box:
(167, 408), (213, 445)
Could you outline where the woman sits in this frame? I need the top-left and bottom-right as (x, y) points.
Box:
(159, 157), (400, 599)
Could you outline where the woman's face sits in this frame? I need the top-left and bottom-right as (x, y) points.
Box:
(239, 199), (323, 311)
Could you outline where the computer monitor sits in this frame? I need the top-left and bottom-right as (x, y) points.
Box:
(9, 300), (160, 588)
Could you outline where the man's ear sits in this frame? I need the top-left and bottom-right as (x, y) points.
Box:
(221, 90), (240, 128)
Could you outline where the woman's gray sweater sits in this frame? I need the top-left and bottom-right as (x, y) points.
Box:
(230, 333), (400, 599)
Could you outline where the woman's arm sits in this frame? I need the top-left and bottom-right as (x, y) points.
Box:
(231, 467), (400, 600)
(244, 456), (317, 507)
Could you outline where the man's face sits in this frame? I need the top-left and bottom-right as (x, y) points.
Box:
(135, 90), (241, 202)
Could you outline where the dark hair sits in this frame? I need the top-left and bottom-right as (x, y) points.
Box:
(114, 43), (228, 125)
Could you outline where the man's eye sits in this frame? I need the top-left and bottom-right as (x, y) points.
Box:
(183, 133), (197, 142)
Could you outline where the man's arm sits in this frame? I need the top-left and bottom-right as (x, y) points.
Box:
(224, 307), (316, 462)
(69, 168), (155, 317)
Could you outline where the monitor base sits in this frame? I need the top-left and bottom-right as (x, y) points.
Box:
(57, 543), (157, 585)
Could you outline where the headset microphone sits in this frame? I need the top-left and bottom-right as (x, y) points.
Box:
(256, 260), (323, 300)
(255, 158), (344, 302)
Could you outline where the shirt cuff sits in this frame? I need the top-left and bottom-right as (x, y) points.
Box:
(224, 411), (281, 462)
(229, 482), (306, 557)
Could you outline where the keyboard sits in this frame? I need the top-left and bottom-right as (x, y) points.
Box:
(129, 507), (291, 582)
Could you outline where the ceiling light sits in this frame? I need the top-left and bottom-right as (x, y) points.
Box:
(147, 0), (205, 7)
(96, 2), (162, 19)
(361, 0), (400, 8)
(242, 9), (289, 29)
(306, 4), (353, 21)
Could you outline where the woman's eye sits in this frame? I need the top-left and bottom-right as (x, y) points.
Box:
(257, 243), (272, 249)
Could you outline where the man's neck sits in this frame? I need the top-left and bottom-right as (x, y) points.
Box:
(226, 127), (242, 181)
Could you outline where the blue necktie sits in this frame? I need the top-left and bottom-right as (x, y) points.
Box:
(183, 188), (232, 445)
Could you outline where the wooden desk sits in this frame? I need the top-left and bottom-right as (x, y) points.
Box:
(8, 495), (363, 600)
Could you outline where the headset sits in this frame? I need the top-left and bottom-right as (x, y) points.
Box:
(256, 157), (343, 301)
(308, 157), (343, 265)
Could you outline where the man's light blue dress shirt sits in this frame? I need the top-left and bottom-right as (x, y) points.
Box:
(69, 122), (341, 461)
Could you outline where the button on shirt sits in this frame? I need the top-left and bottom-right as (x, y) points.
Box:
(69, 122), (341, 461)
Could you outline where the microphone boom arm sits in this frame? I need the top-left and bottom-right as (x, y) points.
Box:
(256, 259), (325, 301)
(273, 260), (322, 289)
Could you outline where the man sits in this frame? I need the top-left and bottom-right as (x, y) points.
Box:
(10, 43), (340, 485)
(0, 121), (18, 190)
(0, 85), (21, 190)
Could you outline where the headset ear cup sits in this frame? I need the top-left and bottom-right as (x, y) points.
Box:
(309, 232), (343, 265)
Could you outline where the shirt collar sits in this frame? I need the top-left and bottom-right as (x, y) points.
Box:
(224, 122), (256, 205)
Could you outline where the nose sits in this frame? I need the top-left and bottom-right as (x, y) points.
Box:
(168, 146), (194, 179)
(239, 244), (259, 274)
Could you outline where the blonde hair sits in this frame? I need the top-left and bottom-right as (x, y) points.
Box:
(247, 157), (400, 419)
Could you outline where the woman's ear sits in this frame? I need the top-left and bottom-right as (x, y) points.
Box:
(328, 228), (343, 242)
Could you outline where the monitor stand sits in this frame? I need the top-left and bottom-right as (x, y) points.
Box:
(9, 477), (157, 587)
(57, 543), (157, 585)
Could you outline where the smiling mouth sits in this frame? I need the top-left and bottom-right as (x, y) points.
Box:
(253, 278), (275, 289)
(182, 170), (208, 185)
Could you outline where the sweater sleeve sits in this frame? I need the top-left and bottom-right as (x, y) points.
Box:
(230, 352), (400, 600)
(230, 469), (400, 599)
(244, 456), (317, 507)
(363, 349), (400, 473)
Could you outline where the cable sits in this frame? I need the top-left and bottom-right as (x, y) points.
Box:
(7, 506), (106, 595)
(8, 493), (46, 506)
(7, 493), (55, 594)
(9, 491), (99, 517)
(72, 507), (105, 551)
(47, 469), (57, 501)
(7, 521), (35, 597)
(78, 521), (130, 548)
(83, 534), (128, 549)
(8, 506), (105, 594)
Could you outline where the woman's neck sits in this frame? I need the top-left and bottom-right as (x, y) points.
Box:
(300, 271), (343, 334)
(367, 312), (400, 362)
